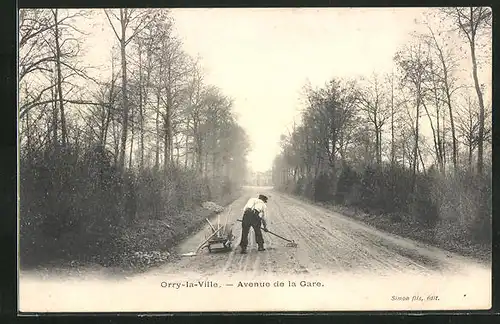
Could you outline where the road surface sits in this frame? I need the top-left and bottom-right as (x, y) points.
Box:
(151, 186), (485, 278)
(19, 186), (491, 312)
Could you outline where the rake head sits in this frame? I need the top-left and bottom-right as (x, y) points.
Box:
(286, 240), (298, 248)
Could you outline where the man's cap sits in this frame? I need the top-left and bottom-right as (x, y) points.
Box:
(258, 194), (268, 203)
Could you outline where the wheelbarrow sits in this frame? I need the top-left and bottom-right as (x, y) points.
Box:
(181, 211), (235, 257)
(201, 217), (235, 253)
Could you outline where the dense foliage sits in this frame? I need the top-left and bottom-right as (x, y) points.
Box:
(272, 8), (492, 258)
(19, 9), (250, 268)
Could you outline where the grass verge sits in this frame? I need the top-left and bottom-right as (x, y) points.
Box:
(20, 190), (243, 273)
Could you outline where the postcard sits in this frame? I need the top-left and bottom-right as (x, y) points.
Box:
(18, 7), (492, 313)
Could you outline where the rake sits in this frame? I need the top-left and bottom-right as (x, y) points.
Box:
(236, 219), (298, 248)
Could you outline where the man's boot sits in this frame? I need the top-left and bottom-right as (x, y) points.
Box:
(240, 247), (247, 254)
(258, 245), (266, 251)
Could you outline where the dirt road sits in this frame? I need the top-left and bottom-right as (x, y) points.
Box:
(19, 187), (491, 312)
(150, 186), (487, 278)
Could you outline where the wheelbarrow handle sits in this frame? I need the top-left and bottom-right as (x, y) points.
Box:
(196, 226), (224, 253)
(236, 219), (294, 243)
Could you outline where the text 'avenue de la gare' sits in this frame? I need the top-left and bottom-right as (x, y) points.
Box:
(160, 280), (325, 289)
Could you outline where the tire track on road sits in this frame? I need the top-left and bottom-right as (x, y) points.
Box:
(302, 196), (435, 273)
(276, 192), (403, 273)
(276, 191), (450, 274)
(271, 198), (314, 274)
(274, 195), (343, 269)
(242, 232), (255, 272)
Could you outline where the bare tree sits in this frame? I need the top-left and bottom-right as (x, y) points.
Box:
(394, 42), (432, 191)
(358, 73), (391, 165)
(441, 7), (492, 175)
(456, 95), (492, 170)
(83, 53), (120, 147)
(104, 8), (154, 169)
(418, 19), (468, 173)
(19, 9), (95, 148)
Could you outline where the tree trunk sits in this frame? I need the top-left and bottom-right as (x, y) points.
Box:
(418, 146), (426, 175)
(390, 74), (395, 167)
(443, 83), (457, 173)
(163, 93), (172, 168)
(112, 118), (119, 166)
(118, 8), (129, 170)
(192, 116), (203, 175)
(469, 35), (485, 175)
(166, 103), (172, 165)
(103, 57), (115, 147)
(155, 90), (161, 169)
(432, 25), (457, 173)
(25, 109), (31, 156)
(412, 96), (420, 193)
(53, 9), (67, 147)
(442, 106), (447, 172)
(375, 125), (382, 165)
(51, 77), (58, 148)
(176, 142), (180, 166)
(468, 140), (473, 171)
(422, 101), (441, 171)
(129, 107), (134, 169)
(138, 42), (145, 170)
(184, 120), (189, 168)
(163, 117), (169, 171)
(197, 141), (203, 175)
(430, 68), (444, 173)
(166, 59), (173, 166)
(436, 98), (443, 173)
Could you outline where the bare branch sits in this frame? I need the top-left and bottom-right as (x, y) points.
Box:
(104, 9), (121, 42)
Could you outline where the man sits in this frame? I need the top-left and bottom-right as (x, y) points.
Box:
(239, 194), (269, 254)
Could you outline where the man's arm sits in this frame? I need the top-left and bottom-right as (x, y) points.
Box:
(260, 205), (268, 231)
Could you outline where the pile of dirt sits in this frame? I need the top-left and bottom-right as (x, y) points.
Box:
(128, 251), (171, 269)
(201, 201), (225, 213)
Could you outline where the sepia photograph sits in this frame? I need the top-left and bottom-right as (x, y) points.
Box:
(17, 7), (492, 313)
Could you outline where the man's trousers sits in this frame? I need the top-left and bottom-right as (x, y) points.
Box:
(239, 208), (264, 249)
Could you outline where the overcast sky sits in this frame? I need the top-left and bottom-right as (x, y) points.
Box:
(82, 8), (491, 172)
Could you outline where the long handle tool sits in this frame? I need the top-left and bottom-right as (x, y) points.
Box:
(236, 219), (298, 247)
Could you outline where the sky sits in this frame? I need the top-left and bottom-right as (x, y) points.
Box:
(170, 8), (428, 172)
(81, 8), (491, 172)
